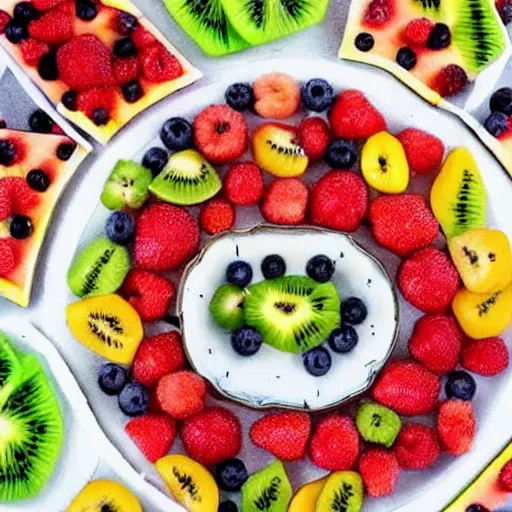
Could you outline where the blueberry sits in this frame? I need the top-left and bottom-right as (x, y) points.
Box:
(29, 109), (54, 133)
(160, 117), (193, 151)
(303, 347), (332, 376)
(216, 458), (248, 492)
(261, 254), (286, 279)
(465, 505), (491, 512)
(57, 142), (76, 161)
(118, 381), (149, 416)
(10, 215), (33, 240)
(396, 47), (417, 70)
(484, 111), (509, 137)
(98, 363), (128, 396)
(114, 37), (138, 58)
(5, 21), (28, 44)
(301, 78), (335, 112)
(355, 32), (374, 52)
(142, 147), (169, 176)
(426, 23), (451, 50)
(499, 3), (512, 24)
(324, 138), (357, 169)
(0, 121), (6, 129)
(328, 324), (358, 354)
(219, 501), (238, 512)
(92, 108), (110, 126)
(231, 327), (262, 356)
(121, 80), (143, 103)
(62, 91), (78, 111)
(75, 0), (98, 21)
(13, 2), (39, 25)
(226, 260), (253, 288)
(341, 297), (368, 325)
(490, 87), (512, 116)
(0, 139), (17, 166)
(445, 370), (476, 401)
(116, 11), (139, 35)
(306, 255), (335, 283)
(37, 52), (59, 81)
(225, 83), (255, 111)
(105, 211), (135, 245)
(26, 169), (50, 192)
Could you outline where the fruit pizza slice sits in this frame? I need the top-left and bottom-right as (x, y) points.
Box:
(0, 0), (202, 144)
(0, 127), (88, 306)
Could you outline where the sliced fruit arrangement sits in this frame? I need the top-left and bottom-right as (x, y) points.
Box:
(0, 0), (202, 144)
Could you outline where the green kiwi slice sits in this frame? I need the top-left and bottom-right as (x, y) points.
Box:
(0, 334), (22, 405)
(241, 460), (292, 512)
(356, 402), (401, 448)
(209, 284), (246, 331)
(244, 276), (341, 354)
(148, 149), (222, 206)
(222, 0), (329, 46)
(315, 471), (364, 512)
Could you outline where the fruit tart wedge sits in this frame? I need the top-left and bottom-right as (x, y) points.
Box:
(0, 0), (202, 144)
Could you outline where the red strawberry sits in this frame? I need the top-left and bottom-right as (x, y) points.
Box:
(32, 0), (66, 10)
(181, 407), (242, 466)
(298, 117), (331, 161)
(193, 105), (248, 164)
(132, 26), (158, 50)
(156, 371), (206, 420)
(0, 11), (11, 34)
(397, 129), (445, 175)
(359, 449), (400, 497)
(134, 203), (200, 272)
(28, 10), (73, 46)
(199, 198), (235, 235)
(431, 65), (469, 98)
(76, 87), (117, 120)
(499, 460), (512, 491)
(369, 194), (439, 257)
(224, 162), (264, 206)
(0, 240), (15, 277)
(57, 35), (116, 90)
(125, 414), (176, 463)
(20, 39), (50, 66)
(309, 171), (368, 232)
(113, 56), (140, 84)
(437, 399), (476, 455)
(0, 181), (12, 221)
(250, 412), (311, 461)
(461, 337), (509, 376)
(404, 18), (435, 46)
(261, 178), (308, 225)
(363, 0), (394, 27)
(140, 43), (183, 83)
(372, 360), (440, 416)
(329, 90), (387, 140)
(408, 315), (463, 374)
(309, 415), (360, 471)
(394, 423), (440, 469)
(398, 247), (460, 313)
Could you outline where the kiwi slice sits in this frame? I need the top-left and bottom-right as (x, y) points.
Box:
(244, 276), (341, 354)
(165, 0), (249, 56)
(223, 0), (329, 46)
(67, 237), (131, 298)
(315, 471), (364, 512)
(209, 284), (246, 331)
(149, 149), (222, 206)
(241, 460), (292, 512)
(356, 402), (401, 448)
(0, 333), (22, 403)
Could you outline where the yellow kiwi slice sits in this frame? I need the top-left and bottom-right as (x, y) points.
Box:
(289, 477), (327, 512)
(66, 294), (143, 365)
(315, 471), (364, 512)
(155, 454), (219, 512)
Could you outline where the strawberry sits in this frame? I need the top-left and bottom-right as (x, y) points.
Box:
(359, 449), (400, 497)
(408, 315), (463, 374)
(369, 194), (439, 257)
(113, 56), (140, 85)
(363, 0), (394, 27)
(181, 407), (242, 466)
(140, 43), (183, 83)
(499, 460), (512, 491)
(0, 240), (15, 277)
(430, 64), (469, 98)
(32, 0), (66, 10)
(20, 39), (50, 66)
(437, 399), (476, 455)
(28, 10), (73, 46)
(132, 26), (157, 50)
(76, 87), (117, 120)
(0, 11), (11, 35)
(199, 198), (235, 235)
(404, 18), (435, 46)
(309, 415), (360, 471)
(134, 203), (200, 272)
(309, 171), (368, 232)
(125, 414), (176, 463)
(250, 412), (311, 461)
(394, 423), (440, 470)
(397, 129), (445, 175)
(329, 90), (387, 140)
(461, 337), (509, 376)
(398, 247), (460, 313)
(0, 181), (12, 221)
(261, 178), (308, 225)
(224, 162), (264, 206)
(372, 360), (440, 416)
(298, 117), (331, 161)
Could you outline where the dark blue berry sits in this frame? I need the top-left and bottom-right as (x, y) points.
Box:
(160, 117), (193, 151)
(114, 37), (138, 58)
(10, 215), (33, 240)
(225, 83), (255, 111)
(484, 111), (508, 137)
(301, 78), (335, 112)
(216, 458), (248, 492)
(231, 327), (262, 356)
(328, 324), (358, 354)
(13, 2), (39, 25)
(219, 501), (238, 512)
(306, 255), (335, 283)
(324, 138), (357, 169)
(98, 363), (128, 396)
(105, 211), (135, 245)
(92, 108), (110, 126)
(29, 109), (54, 133)
(0, 140), (17, 166)
(355, 32), (374, 52)
(427, 23), (451, 50)
(261, 254), (286, 279)
(121, 80), (143, 103)
(118, 381), (149, 416)
(62, 90), (78, 111)
(57, 142), (76, 161)
(396, 47), (417, 70)
(26, 169), (50, 192)
(445, 370), (476, 401)
(5, 21), (28, 44)
(76, 0), (98, 21)
(341, 297), (368, 325)
(303, 347), (332, 376)
(226, 261), (253, 288)
(490, 87), (512, 116)
(465, 505), (490, 512)
(38, 52), (59, 81)
(499, 3), (512, 24)
(142, 147), (169, 176)
(116, 11), (139, 35)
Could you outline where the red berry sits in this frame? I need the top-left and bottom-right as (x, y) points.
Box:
(359, 449), (400, 497)
(298, 117), (331, 161)
(437, 399), (476, 455)
(113, 56), (140, 85)
(250, 412), (311, 462)
(132, 26), (157, 50)
(431, 64), (469, 98)
(0, 240), (15, 278)
(461, 337), (509, 376)
(76, 87), (117, 120)
(181, 407), (242, 466)
(261, 178), (308, 225)
(20, 39), (50, 66)
(4, 177), (38, 213)
(404, 18), (435, 46)
(199, 198), (235, 235)
(397, 128), (445, 175)
(499, 460), (512, 491)
(0, 11), (11, 35)
(140, 43), (183, 83)
(394, 423), (440, 470)
(224, 162), (264, 206)
(0, 181), (13, 221)
(28, 9), (73, 46)
(51, 124), (65, 135)
(32, 0), (65, 10)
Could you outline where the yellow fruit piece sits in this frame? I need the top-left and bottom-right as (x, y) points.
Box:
(66, 294), (143, 365)
(452, 284), (512, 339)
(66, 479), (142, 512)
(289, 477), (327, 512)
(316, 471), (364, 512)
(361, 131), (409, 193)
(155, 454), (219, 512)
(448, 228), (512, 294)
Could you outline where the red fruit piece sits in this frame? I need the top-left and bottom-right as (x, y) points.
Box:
(309, 171), (368, 232)
(499, 460), (512, 491)
(113, 57), (140, 85)
(363, 0), (394, 27)
(369, 194), (439, 257)
(298, 117), (331, 161)
(199, 198), (235, 235)
(404, 18), (435, 46)
(132, 26), (157, 50)
(0, 240), (15, 278)
(431, 64), (469, 98)
(28, 9), (73, 46)
(4, 177), (38, 214)
(76, 87), (117, 120)
(329, 90), (387, 140)
(140, 43), (183, 83)
(224, 162), (264, 206)
(181, 407), (242, 466)
(359, 449), (400, 497)
(156, 371), (206, 420)
(125, 414), (176, 463)
(408, 315), (463, 374)
(309, 415), (360, 471)
(397, 128), (445, 175)
(134, 203), (200, 272)
(398, 247), (460, 314)
(0, 182), (12, 221)
(193, 105), (248, 165)
(32, 0), (65, 10)
(461, 337), (509, 376)
(437, 399), (476, 455)
(394, 423), (440, 470)
(250, 412), (311, 462)
(261, 178), (308, 225)
(0, 11), (11, 35)
(20, 39), (49, 66)
(372, 360), (440, 416)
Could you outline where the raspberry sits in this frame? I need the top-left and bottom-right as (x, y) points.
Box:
(20, 39), (49, 66)
(394, 423), (440, 469)
(76, 87), (117, 120)
(499, 460), (512, 491)
(261, 178), (308, 225)
(253, 73), (301, 119)
(224, 162), (264, 206)
(28, 10), (73, 46)
(431, 64), (469, 98)
(437, 399), (476, 455)
(140, 43), (183, 83)
(0, 11), (12, 35)
(199, 198), (235, 235)
(404, 18), (435, 46)
(359, 449), (400, 497)
(461, 337), (509, 376)
(132, 26), (157, 50)
(113, 57), (140, 84)
(298, 117), (331, 160)
(363, 0), (394, 27)
(0, 240), (15, 277)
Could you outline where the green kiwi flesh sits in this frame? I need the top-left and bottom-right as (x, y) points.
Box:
(356, 402), (401, 448)
(316, 471), (364, 512)
(209, 284), (246, 331)
(0, 334), (22, 406)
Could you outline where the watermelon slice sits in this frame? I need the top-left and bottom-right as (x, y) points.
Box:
(0, 0), (202, 144)
(0, 128), (88, 306)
